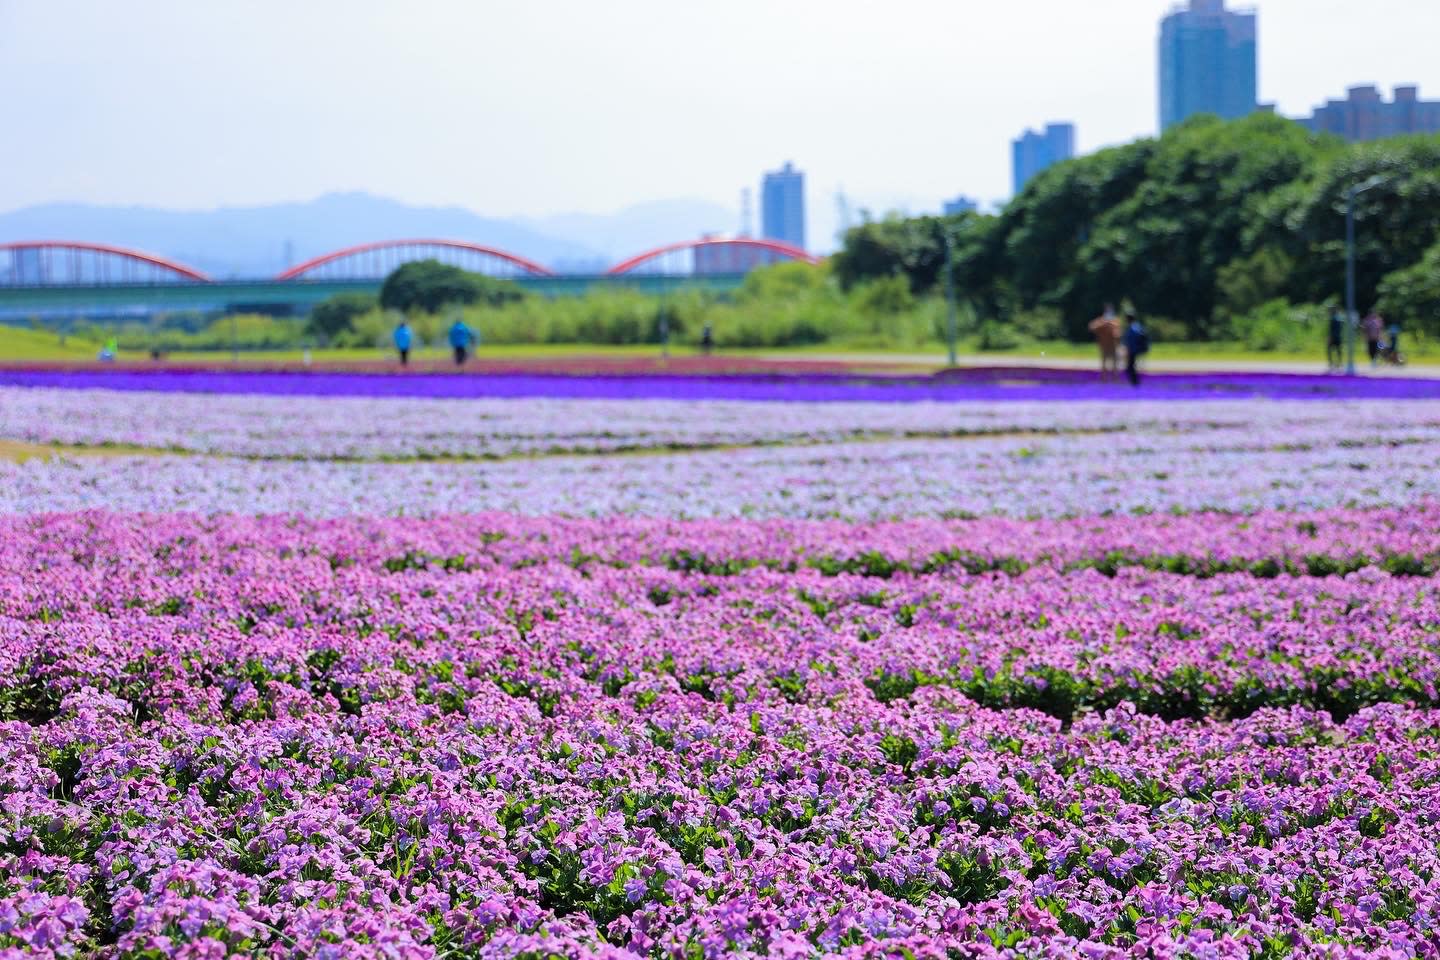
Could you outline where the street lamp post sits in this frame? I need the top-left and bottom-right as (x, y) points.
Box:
(1345, 189), (1356, 375)
(1343, 174), (1389, 376)
(658, 274), (670, 360)
(942, 231), (958, 368)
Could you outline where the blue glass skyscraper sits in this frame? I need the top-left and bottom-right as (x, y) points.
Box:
(1012, 123), (1075, 195)
(761, 162), (806, 251)
(1159, 0), (1257, 131)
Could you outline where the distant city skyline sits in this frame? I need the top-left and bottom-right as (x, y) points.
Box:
(3, 0), (1440, 249)
(1012, 124), (1076, 196)
(1296, 84), (1440, 142)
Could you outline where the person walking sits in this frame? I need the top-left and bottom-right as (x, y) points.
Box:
(1088, 304), (1121, 381)
(447, 317), (476, 367)
(1327, 309), (1345, 370)
(700, 322), (715, 356)
(392, 320), (414, 367)
(1361, 310), (1384, 368)
(1121, 311), (1149, 388)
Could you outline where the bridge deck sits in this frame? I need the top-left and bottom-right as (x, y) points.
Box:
(0, 274), (747, 319)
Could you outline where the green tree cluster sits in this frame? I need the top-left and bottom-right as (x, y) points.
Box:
(378, 259), (525, 313)
(836, 114), (1440, 341)
(1377, 242), (1440, 333)
(307, 293), (376, 345)
(306, 260), (527, 345)
(103, 313), (306, 353)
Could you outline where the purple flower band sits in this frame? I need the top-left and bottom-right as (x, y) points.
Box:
(3, 367), (1438, 403)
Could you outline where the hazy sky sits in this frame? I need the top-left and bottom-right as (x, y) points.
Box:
(3, 0), (1439, 245)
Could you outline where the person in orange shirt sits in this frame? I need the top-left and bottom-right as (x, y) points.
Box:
(1088, 304), (1121, 381)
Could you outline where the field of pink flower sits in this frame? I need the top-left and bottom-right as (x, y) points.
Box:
(4, 511), (1440, 958)
(3, 379), (1439, 957)
(5, 394), (1440, 519)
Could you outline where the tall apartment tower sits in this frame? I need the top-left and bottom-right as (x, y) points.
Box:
(1012, 123), (1076, 195)
(761, 162), (806, 251)
(1159, 0), (1257, 131)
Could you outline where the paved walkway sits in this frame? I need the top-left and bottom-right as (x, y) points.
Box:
(777, 351), (1437, 377)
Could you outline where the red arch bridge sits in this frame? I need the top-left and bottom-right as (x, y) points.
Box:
(273, 239), (557, 281)
(0, 237), (819, 318)
(1, 237), (816, 286)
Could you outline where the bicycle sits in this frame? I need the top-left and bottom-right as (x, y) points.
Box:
(1380, 341), (1407, 366)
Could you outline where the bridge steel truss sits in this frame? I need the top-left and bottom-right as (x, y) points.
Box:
(274, 239), (557, 281)
(0, 241), (212, 286)
(607, 237), (817, 276)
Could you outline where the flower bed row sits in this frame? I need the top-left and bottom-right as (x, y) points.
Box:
(4, 427), (1439, 520)
(4, 513), (1439, 726)
(6, 386), (1439, 462)
(12, 387), (1415, 461)
(4, 512), (1440, 956)
(9, 507), (1433, 582)
(7, 366), (1440, 402)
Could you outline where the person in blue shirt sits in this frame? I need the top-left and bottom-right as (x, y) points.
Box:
(1327, 310), (1345, 370)
(1121, 312), (1149, 387)
(447, 318), (476, 366)
(392, 320), (414, 366)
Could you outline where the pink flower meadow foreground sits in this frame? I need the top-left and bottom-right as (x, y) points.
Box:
(4, 512), (1440, 959)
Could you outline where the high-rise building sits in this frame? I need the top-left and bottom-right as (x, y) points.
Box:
(942, 195), (979, 216)
(1296, 85), (1440, 142)
(1159, 0), (1258, 131)
(1012, 124), (1076, 195)
(761, 162), (806, 251)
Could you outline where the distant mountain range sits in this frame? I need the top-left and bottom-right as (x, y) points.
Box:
(518, 198), (736, 267)
(0, 192), (737, 278)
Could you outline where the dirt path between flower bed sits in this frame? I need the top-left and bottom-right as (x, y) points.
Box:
(0, 424), (1148, 466)
(21, 415), (1378, 466)
(0, 439), (178, 463)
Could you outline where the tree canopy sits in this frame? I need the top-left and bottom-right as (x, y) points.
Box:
(377, 260), (525, 314)
(1377, 241), (1440, 333)
(306, 292), (376, 344)
(836, 114), (1440, 340)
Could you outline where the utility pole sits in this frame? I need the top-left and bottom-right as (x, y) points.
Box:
(942, 230), (958, 368)
(1345, 190), (1356, 376)
(1344, 174), (1389, 376)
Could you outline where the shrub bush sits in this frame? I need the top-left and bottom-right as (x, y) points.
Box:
(1229, 299), (1328, 352)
